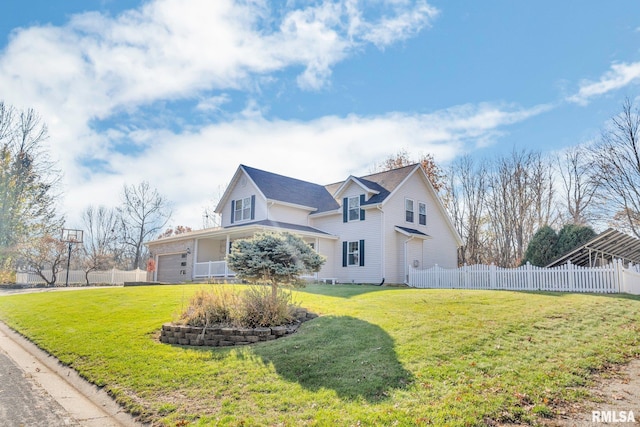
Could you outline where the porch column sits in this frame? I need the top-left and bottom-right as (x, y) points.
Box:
(192, 238), (199, 280)
(225, 234), (231, 277)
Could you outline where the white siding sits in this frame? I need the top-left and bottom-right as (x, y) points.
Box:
(380, 170), (459, 283)
(313, 237), (338, 280)
(220, 172), (267, 227)
(310, 182), (383, 284)
(196, 238), (226, 262)
(268, 203), (312, 224)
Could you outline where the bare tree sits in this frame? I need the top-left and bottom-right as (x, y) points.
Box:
(81, 205), (120, 284)
(201, 183), (227, 229)
(118, 181), (172, 269)
(590, 98), (640, 238)
(15, 234), (68, 287)
(447, 155), (489, 265)
(556, 146), (598, 225)
(486, 150), (557, 266)
(157, 225), (193, 239)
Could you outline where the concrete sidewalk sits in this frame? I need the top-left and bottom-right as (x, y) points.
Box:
(0, 320), (142, 426)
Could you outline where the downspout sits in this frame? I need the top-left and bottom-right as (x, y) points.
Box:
(404, 236), (414, 285)
(192, 238), (199, 281)
(154, 253), (159, 282)
(376, 204), (385, 284)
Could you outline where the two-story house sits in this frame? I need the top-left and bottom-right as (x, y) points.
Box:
(146, 164), (462, 284)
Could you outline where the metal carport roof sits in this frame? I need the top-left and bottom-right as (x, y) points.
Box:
(546, 228), (640, 267)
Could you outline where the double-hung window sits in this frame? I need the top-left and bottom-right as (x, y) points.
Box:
(419, 202), (427, 226)
(348, 196), (360, 221)
(343, 195), (365, 222)
(232, 196), (254, 223)
(342, 240), (365, 267)
(405, 199), (414, 223)
(348, 241), (359, 265)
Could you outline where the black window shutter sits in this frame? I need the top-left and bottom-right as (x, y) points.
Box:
(250, 195), (256, 220)
(359, 240), (365, 266)
(342, 241), (348, 267)
(230, 200), (235, 224)
(343, 197), (348, 223)
(359, 194), (365, 221)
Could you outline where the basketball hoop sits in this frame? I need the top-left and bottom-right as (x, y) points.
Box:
(62, 228), (84, 244)
(62, 228), (84, 286)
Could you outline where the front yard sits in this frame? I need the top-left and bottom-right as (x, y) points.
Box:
(0, 284), (638, 426)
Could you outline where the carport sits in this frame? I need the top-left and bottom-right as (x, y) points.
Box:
(546, 228), (640, 267)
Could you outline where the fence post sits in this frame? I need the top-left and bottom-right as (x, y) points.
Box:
(111, 268), (116, 285)
(615, 259), (623, 293)
(490, 264), (496, 289)
(567, 261), (574, 292)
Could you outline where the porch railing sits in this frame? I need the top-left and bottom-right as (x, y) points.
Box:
(194, 261), (235, 278)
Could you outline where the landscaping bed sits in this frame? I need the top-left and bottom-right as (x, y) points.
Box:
(160, 307), (318, 346)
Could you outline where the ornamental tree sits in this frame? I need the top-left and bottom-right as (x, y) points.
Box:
(227, 231), (325, 301)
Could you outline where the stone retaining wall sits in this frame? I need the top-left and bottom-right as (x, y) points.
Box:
(160, 308), (318, 347)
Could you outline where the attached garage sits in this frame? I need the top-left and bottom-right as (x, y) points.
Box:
(156, 252), (189, 283)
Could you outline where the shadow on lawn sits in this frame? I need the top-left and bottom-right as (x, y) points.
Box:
(295, 283), (401, 299)
(250, 315), (412, 402)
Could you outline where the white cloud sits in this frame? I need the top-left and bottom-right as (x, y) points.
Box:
(0, 0), (549, 229)
(63, 102), (548, 228)
(0, 0), (439, 182)
(568, 61), (640, 105)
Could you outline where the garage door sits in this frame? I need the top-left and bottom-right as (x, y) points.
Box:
(157, 253), (188, 283)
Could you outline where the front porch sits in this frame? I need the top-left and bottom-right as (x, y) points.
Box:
(191, 224), (329, 281)
(194, 260), (235, 279)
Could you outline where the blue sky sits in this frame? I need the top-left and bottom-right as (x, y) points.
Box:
(1, 1), (640, 228)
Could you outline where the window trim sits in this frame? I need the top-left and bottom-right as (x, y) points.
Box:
(418, 201), (427, 226)
(347, 241), (359, 266)
(347, 196), (360, 222)
(233, 196), (253, 222)
(405, 198), (415, 223)
(342, 240), (365, 267)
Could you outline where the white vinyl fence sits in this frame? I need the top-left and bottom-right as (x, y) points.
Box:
(408, 260), (640, 294)
(15, 268), (148, 286)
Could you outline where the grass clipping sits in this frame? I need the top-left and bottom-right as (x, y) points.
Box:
(179, 285), (298, 328)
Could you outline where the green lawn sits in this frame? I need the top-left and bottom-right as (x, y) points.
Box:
(0, 285), (639, 426)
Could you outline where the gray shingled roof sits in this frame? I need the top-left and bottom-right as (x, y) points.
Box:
(225, 219), (333, 235)
(325, 164), (416, 205)
(243, 163), (418, 213)
(395, 226), (431, 238)
(242, 165), (339, 212)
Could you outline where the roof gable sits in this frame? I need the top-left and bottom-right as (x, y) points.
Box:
(325, 164), (416, 206)
(218, 165), (339, 213)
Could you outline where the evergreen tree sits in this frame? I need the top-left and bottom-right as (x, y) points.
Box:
(522, 225), (558, 267)
(227, 231), (325, 301)
(555, 224), (596, 257)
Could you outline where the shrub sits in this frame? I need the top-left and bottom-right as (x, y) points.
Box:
(180, 286), (297, 328)
(232, 285), (295, 328)
(180, 287), (237, 327)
